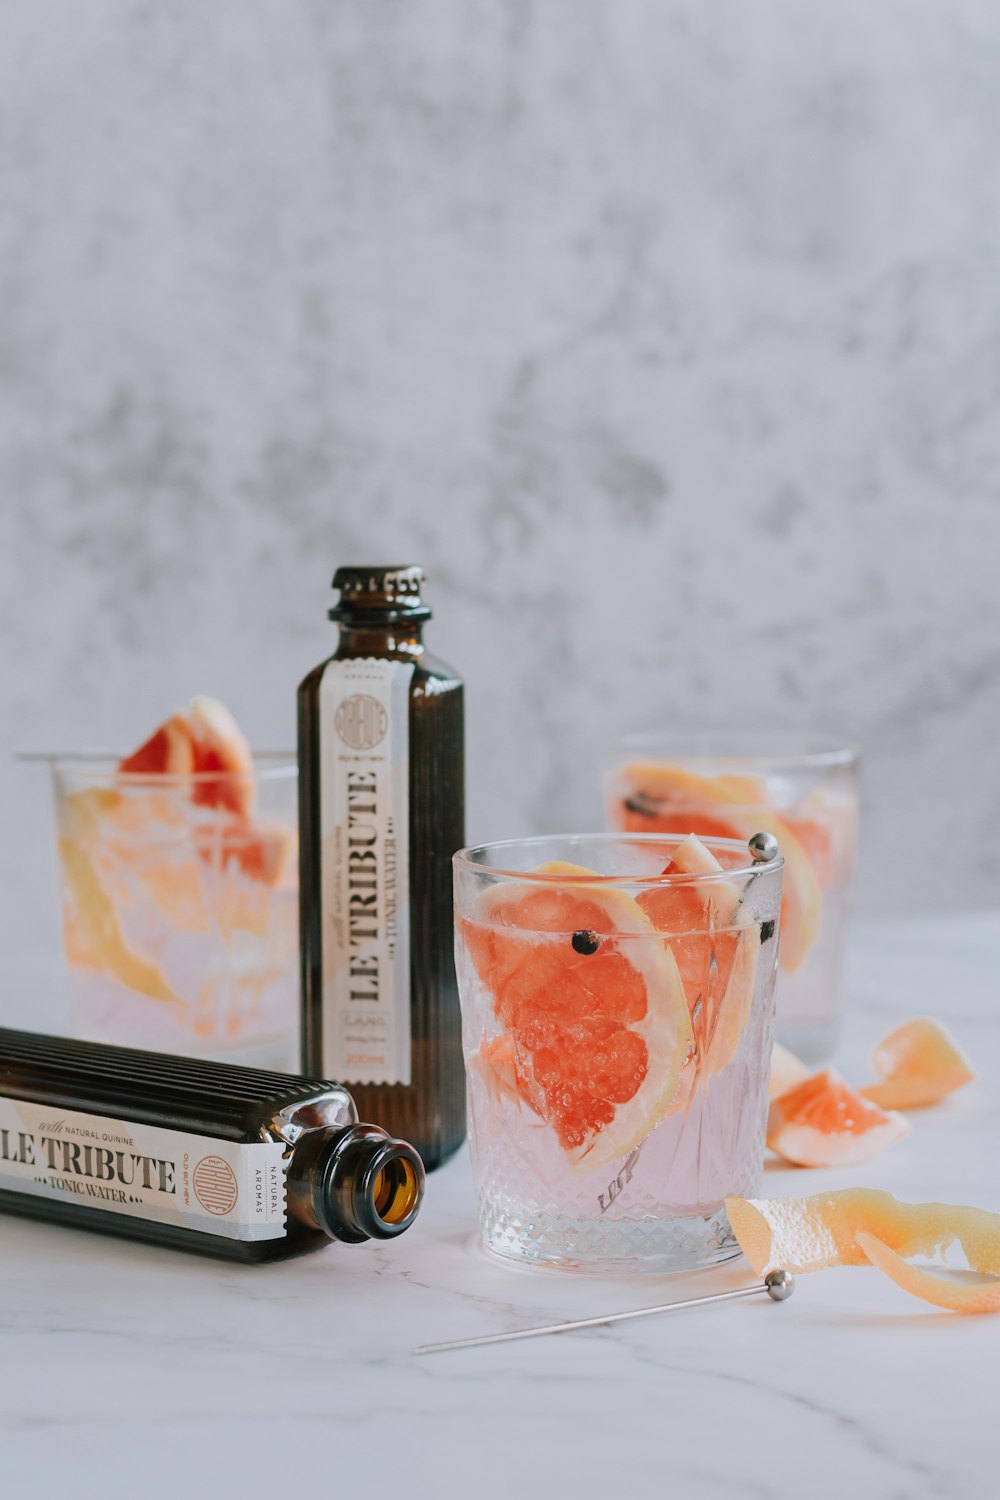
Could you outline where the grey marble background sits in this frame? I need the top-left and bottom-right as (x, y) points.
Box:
(4, 0), (1000, 1002)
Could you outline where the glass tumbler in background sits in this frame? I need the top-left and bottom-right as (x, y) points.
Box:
(604, 734), (860, 1062)
(49, 754), (299, 1070)
(454, 834), (783, 1274)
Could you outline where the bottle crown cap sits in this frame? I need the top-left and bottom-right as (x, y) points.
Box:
(330, 564), (430, 622)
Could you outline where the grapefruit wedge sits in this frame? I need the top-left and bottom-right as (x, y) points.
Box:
(637, 834), (760, 1077)
(769, 1040), (809, 1100)
(58, 836), (181, 1006)
(188, 696), (255, 819)
(464, 861), (693, 1172)
(859, 1018), (975, 1111)
(726, 1188), (1000, 1314)
(767, 1068), (910, 1167)
(118, 712), (196, 777)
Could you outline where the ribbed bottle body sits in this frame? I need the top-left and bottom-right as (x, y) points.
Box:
(0, 1028), (355, 1261)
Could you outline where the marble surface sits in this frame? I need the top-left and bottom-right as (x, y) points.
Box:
(4, 1), (1000, 1000)
(1, 912), (997, 1500)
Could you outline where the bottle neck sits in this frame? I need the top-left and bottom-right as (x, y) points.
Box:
(285, 1124), (424, 1243)
(335, 619), (426, 658)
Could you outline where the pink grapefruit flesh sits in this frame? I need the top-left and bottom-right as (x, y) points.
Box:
(766, 1067), (910, 1167)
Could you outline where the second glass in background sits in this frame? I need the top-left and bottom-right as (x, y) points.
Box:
(50, 754), (299, 1070)
(605, 733), (859, 1061)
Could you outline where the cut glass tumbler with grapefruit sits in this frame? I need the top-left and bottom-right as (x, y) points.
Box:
(455, 833), (783, 1273)
(49, 701), (298, 1069)
(604, 733), (859, 1062)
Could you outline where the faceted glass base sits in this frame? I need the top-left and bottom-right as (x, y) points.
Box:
(479, 1200), (743, 1275)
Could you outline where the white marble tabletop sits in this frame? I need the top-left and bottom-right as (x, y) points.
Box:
(2, 914), (997, 1500)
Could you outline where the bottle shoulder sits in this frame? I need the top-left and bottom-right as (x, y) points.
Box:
(299, 648), (462, 693)
(412, 650), (462, 691)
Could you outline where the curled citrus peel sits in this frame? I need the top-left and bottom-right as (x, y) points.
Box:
(860, 1017), (975, 1110)
(725, 1189), (1000, 1313)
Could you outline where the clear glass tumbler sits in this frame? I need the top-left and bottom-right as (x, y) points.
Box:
(49, 754), (299, 1069)
(454, 833), (783, 1274)
(604, 733), (860, 1061)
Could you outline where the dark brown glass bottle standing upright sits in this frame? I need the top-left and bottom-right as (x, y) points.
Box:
(298, 565), (465, 1170)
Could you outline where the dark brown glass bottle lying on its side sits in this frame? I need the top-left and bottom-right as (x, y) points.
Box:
(0, 1028), (424, 1261)
(298, 565), (466, 1170)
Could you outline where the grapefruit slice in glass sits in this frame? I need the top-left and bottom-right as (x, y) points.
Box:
(58, 835), (181, 1006)
(637, 834), (760, 1078)
(463, 861), (693, 1172)
(118, 712), (196, 777)
(612, 761), (821, 971)
(188, 696), (255, 819)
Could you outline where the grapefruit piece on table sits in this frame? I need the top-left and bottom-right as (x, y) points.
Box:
(769, 1040), (809, 1100)
(637, 834), (761, 1078)
(767, 1067), (909, 1167)
(726, 1187), (1000, 1313)
(464, 861), (693, 1172)
(611, 760), (822, 972)
(853, 1230), (1000, 1314)
(859, 1018), (975, 1111)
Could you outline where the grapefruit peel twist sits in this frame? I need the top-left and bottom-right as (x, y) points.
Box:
(726, 1188), (1000, 1314)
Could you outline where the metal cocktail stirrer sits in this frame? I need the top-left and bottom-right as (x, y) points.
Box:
(417, 831), (789, 1359)
(415, 1271), (795, 1355)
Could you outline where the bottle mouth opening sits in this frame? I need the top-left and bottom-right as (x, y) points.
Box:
(371, 1154), (422, 1229)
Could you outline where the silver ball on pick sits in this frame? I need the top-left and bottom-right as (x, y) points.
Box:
(748, 831), (780, 863)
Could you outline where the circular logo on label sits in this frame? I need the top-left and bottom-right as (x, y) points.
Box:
(193, 1156), (239, 1216)
(334, 693), (388, 750)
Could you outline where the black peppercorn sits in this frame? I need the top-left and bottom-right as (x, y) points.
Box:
(571, 930), (601, 956)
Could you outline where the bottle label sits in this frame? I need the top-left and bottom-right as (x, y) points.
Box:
(318, 657), (414, 1085)
(0, 1095), (287, 1241)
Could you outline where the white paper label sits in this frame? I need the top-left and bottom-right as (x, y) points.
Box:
(0, 1095), (287, 1240)
(318, 657), (414, 1085)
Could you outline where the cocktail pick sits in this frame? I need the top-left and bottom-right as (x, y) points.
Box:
(413, 1270), (794, 1355)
